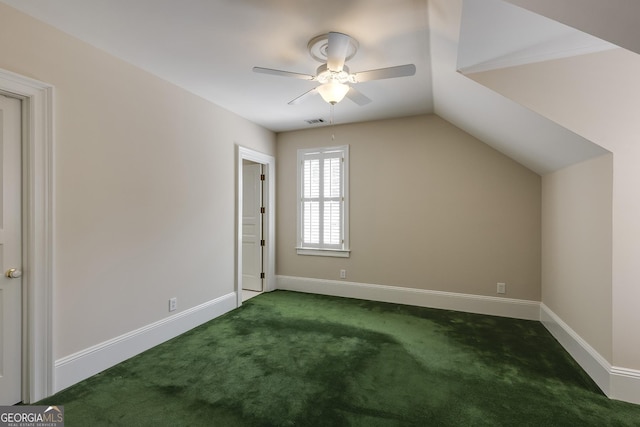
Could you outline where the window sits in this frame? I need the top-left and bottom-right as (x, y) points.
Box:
(297, 145), (349, 257)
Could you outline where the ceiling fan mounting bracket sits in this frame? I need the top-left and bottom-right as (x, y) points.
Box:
(307, 32), (359, 63)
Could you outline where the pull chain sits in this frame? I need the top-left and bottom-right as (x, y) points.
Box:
(330, 104), (335, 141)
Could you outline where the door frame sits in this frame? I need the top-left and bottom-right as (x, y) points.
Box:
(236, 146), (275, 307)
(0, 68), (54, 403)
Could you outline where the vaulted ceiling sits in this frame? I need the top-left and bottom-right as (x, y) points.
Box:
(2, 0), (636, 174)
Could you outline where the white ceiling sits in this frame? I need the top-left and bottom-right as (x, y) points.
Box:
(0, 0), (613, 174)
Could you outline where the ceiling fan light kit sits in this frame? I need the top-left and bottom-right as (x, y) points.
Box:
(253, 31), (416, 107)
(317, 82), (350, 104)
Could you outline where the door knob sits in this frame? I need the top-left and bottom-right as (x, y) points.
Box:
(5, 268), (22, 279)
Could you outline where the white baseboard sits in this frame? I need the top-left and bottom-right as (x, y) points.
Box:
(611, 367), (640, 405)
(276, 275), (540, 320)
(540, 303), (640, 405)
(540, 303), (611, 394)
(54, 292), (237, 393)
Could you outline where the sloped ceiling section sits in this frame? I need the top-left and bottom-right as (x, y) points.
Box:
(504, 0), (640, 56)
(429, 0), (608, 174)
(471, 0), (640, 154)
(457, 0), (617, 74)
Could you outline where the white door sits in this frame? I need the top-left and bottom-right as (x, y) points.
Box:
(242, 162), (263, 292)
(0, 94), (23, 405)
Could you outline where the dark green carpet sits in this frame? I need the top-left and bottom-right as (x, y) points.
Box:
(39, 291), (640, 426)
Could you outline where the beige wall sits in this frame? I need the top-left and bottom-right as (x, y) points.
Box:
(277, 115), (541, 300)
(468, 48), (640, 370)
(0, 3), (275, 358)
(542, 154), (613, 361)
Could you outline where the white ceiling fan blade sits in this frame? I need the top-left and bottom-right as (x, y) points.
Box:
(288, 87), (319, 105)
(253, 67), (315, 80)
(354, 64), (416, 82)
(327, 32), (351, 72)
(346, 87), (372, 106)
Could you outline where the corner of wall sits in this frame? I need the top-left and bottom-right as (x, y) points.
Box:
(540, 303), (640, 405)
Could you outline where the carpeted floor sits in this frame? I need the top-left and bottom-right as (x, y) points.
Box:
(39, 291), (640, 426)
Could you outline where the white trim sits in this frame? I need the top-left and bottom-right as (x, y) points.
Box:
(539, 303), (611, 394)
(54, 292), (236, 393)
(276, 275), (540, 320)
(610, 367), (640, 405)
(0, 68), (55, 403)
(540, 303), (640, 405)
(236, 146), (276, 307)
(295, 248), (351, 258)
(296, 145), (349, 254)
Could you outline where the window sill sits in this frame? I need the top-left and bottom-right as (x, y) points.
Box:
(296, 248), (351, 258)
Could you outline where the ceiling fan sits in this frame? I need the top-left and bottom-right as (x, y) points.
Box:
(253, 32), (416, 106)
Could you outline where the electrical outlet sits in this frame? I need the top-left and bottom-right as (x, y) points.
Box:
(169, 297), (177, 312)
(497, 283), (506, 294)
(340, 269), (347, 279)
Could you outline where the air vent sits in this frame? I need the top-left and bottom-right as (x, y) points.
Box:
(305, 118), (325, 125)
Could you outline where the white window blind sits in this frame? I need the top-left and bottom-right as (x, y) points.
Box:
(297, 145), (349, 257)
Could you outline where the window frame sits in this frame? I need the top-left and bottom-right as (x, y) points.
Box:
(296, 145), (350, 258)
